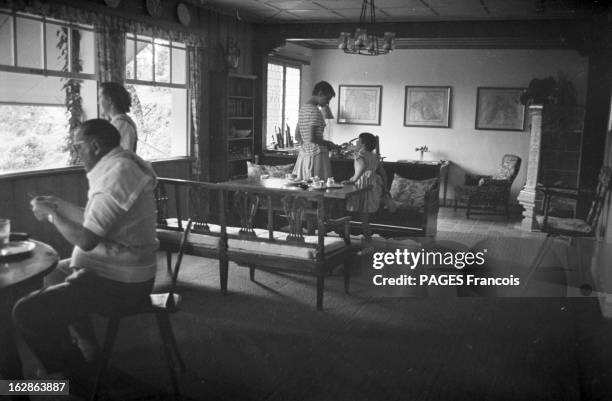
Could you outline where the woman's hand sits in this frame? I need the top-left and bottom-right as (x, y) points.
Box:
(324, 140), (339, 150)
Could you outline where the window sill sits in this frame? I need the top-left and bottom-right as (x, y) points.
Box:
(0, 156), (193, 182)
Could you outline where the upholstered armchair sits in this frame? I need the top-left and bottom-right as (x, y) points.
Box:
(454, 154), (522, 220)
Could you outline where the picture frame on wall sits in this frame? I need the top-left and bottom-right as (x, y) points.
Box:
(337, 85), (382, 125)
(404, 86), (451, 128)
(475, 87), (526, 131)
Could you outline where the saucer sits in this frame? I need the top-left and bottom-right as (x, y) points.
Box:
(0, 240), (36, 258)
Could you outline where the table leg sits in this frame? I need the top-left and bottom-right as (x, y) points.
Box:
(1, 279), (43, 401)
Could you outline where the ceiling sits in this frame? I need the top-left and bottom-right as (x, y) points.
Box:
(192, 0), (609, 24)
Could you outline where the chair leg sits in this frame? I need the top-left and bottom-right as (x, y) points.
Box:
(90, 316), (121, 401)
(155, 313), (181, 399)
(466, 197), (472, 219)
(343, 260), (350, 294)
(166, 251), (173, 277)
(575, 239), (592, 296)
(156, 312), (186, 372)
(522, 236), (554, 293)
(316, 275), (324, 311)
(249, 265), (255, 281)
(219, 256), (228, 295)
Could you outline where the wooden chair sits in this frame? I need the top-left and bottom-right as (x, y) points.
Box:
(523, 167), (612, 294)
(90, 219), (193, 401)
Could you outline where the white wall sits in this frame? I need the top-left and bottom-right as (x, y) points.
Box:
(301, 48), (588, 200)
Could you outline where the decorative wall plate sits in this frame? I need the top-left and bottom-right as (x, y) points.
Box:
(146, 0), (163, 18)
(177, 3), (191, 26)
(104, 0), (121, 8)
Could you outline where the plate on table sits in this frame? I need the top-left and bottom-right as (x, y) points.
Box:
(0, 241), (36, 258)
(308, 184), (328, 190)
(326, 183), (344, 189)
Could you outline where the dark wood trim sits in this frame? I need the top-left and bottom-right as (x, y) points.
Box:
(253, 18), (598, 53)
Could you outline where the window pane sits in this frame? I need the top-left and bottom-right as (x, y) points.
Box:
(126, 84), (188, 159)
(125, 38), (135, 80)
(0, 105), (69, 173)
(0, 71), (98, 174)
(285, 66), (301, 141)
(45, 22), (64, 71)
(266, 63), (284, 150)
(154, 43), (170, 83)
(16, 16), (42, 68)
(0, 13), (14, 66)
(171, 47), (186, 84)
(78, 28), (95, 74)
(136, 41), (153, 81)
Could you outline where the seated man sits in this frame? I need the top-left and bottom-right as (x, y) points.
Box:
(12, 119), (158, 388)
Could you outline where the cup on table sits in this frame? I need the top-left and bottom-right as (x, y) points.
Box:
(326, 177), (335, 186)
(313, 180), (324, 188)
(0, 218), (10, 248)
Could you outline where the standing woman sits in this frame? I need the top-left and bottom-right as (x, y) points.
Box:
(293, 81), (338, 180)
(99, 82), (138, 152)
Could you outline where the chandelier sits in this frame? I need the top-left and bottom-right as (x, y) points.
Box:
(337, 0), (396, 56)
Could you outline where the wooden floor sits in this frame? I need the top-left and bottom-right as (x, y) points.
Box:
(17, 207), (612, 401)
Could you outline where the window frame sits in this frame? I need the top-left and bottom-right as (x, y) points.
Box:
(124, 32), (190, 159)
(264, 58), (302, 153)
(0, 10), (96, 80)
(0, 10), (98, 176)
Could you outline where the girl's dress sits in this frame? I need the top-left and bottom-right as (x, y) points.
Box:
(292, 104), (332, 180)
(346, 150), (384, 213)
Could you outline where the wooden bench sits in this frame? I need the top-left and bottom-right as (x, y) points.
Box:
(155, 177), (353, 310)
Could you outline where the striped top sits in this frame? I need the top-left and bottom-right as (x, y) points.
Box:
(296, 104), (326, 155)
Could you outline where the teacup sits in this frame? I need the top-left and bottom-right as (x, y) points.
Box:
(312, 180), (324, 188)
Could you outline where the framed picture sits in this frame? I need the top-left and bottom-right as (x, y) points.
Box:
(404, 86), (451, 128)
(475, 87), (526, 131)
(337, 85), (382, 125)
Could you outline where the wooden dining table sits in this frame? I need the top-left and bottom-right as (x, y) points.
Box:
(0, 240), (59, 386)
(214, 177), (370, 235)
(216, 177), (368, 201)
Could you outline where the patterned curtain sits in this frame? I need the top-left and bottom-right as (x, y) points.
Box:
(95, 20), (126, 83)
(187, 44), (204, 180)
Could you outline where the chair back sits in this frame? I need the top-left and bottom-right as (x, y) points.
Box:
(166, 218), (193, 308)
(493, 154), (522, 182)
(586, 166), (612, 228)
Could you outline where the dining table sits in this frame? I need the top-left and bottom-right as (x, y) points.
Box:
(215, 176), (370, 235)
(216, 177), (368, 200)
(0, 239), (59, 387)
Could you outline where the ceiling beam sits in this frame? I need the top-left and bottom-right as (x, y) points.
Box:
(253, 18), (605, 53)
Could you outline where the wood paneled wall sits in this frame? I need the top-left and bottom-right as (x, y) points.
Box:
(0, 158), (192, 257)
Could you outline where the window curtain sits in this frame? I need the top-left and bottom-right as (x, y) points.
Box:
(187, 44), (204, 180)
(95, 22), (126, 83)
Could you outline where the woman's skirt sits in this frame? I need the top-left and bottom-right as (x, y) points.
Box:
(293, 150), (332, 180)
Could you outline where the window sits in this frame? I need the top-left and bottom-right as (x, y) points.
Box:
(125, 33), (188, 159)
(265, 61), (301, 151)
(0, 11), (96, 174)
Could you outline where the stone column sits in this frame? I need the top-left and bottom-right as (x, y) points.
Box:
(517, 105), (544, 231)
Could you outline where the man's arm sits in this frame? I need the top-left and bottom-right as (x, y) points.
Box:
(31, 197), (101, 251)
(51, 211), (102, 251)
